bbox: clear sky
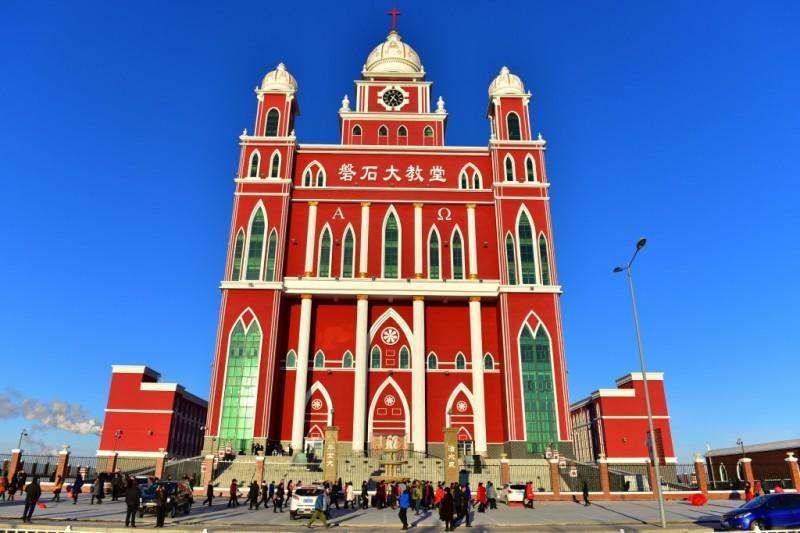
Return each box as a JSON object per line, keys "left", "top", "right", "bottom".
{"left": 1, "top": 1, "right": 798, "bottom": 461}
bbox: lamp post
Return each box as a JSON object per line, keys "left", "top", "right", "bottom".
{"left": 614, "top": 237, "right": 667, "bottom": 529}
{"left": 736, "top": 438, "right": 746, "bottom": 460}
{"left": 17, "top": 429, "right": 28, "bottom": 449}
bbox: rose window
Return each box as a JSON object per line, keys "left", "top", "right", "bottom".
{"left": 311, "top": 399, "right": 323, "bottom": 411}
{"left": 456, "top": 400, "right": 468, "bottom": 413}
{"left": 381, "top": 326, "right": 400, "bottom": 345}
{"left": 384, "top": 394, "right": 396, "bottom": 406}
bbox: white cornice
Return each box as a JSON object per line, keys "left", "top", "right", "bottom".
{"left": 111, "top": 365, "right": 161, "bottom": 380}
{"left": 489, "top": 139, "right": 546, "bottom": 148}
{"left": 240, "top": 135, "right": 296, "bottom": 145}
{"left": 338, "top": 112, "right": 447, "bottom": 121}
{"left": 615, "top": 372, "right": 664, "bottom": 386}
{"left": 297, "top": 144, "right": 488, "bottom": 155}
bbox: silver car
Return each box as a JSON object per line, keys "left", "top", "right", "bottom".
{"left": 499, "top": 483, "right": 526, "bottom": 504}
{"left": 289, "top": 485, "right": 324, "bottom": 519}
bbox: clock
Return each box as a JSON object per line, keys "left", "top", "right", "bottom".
{"left": 382, "top": 89, "right": 405, "bottom": 108}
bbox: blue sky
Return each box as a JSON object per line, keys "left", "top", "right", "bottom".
{"left": 1, "top": 1, "right": 798, "bottom": 461}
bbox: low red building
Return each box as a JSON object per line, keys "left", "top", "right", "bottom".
{"left": 570, "top": 372, "right": 674, "bottom": 464}
{"left": 98, "top": 365, "right": 207, "bottom": 459}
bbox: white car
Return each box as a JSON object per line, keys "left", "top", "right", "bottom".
{"left": 500, "top": 483, "right": 526, "bottom": 503}
{"left": 290, "top": 485, "right": 325, "bottom": 519}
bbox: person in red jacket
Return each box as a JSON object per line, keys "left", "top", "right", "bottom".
{"left": 476, "top": 482, "right": 487, "bottom": 512}
{"left": 228, "top": 479, "right": 240, "bottom": 508}
{"left": 524, "top": 481, "right": 535, "bottom": 509}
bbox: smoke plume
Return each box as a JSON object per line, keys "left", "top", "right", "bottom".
{"left": 0, "top": 390, "right": 103, "bottom": 436}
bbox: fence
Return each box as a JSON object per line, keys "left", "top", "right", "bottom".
{"left": 63, "top": 456, "right": 98, "bottom": 483}
{"left": 755, "top": 463, "right": 795, "bottom": 491}
{"left": 163, "top": 457, "right": 203, "bottom": 482}
{"left": 562, "top": 460, "right": 603, "bottom": 492}
{"left": 660, "top": 463, "right": 699, "bottom": 491}
{"left": 116, "top": 456, "right": 156, "bottom": 476}
{"left": 459, "top": 459, "right": 502, "bottom": 488}
{"left": 508, "top": 463, "right": 551, "bottom": 491}
{"left": 608, "top": 463, "right": 650, "bottom": 492}
{"left": 18, "top": 454, "right": 60, "bottom": 481}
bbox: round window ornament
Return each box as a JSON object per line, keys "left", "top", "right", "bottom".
{"left": 384, "top": 394, "right": 396, "bottom": 407}
{"left": 381, "top": 326, "right": 400, "bottom": 345}
{"left": 311, "top": 399, "right": 323, "bottom": 411}
{"left": 456, "top": 400, "right": 468, "bottom": 413}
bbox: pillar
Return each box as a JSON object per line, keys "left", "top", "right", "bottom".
{"left": 105, "top": 452, "right": 118, "bottom": 474}
{"left": 468, "top": 297, "right": 487, "bottom": 454}
{"left": 7, "top": 449, "right": 22, "bottom": 481}
{"left": 358, "top": 202, "right": 370, "bottom": 277}
{"left": 291, "top": 294, "right": 314, "bottom": 451}
{"left": 500, "top": 453, "right": 510, "bottom": 486}
{"left": 694, "top": 453, "right": 708, "bottom": 494}
{"left": 598, "top": 455, "right": 610, "bottom": 496}
{"left": 741, "top": 457, "right": 755, "bottom": 488}
{"left": 323, "top": 426, "right": 340, "bottom": 483}
{"left": 254, "top": 455, "right": 265, "bottom": 484}
{"left": 411, "top": 296, "right": 426, "bottom": 451}
{"left": 352, "top": 295, "right": 369, "bottom": 452}
{"left": 443, "top": 427, "right": 459, "bottom": 485}
{"left": 549, "top": 458, "right": 561, "bottom": 497}
{"left": 201, "top": 455, "right": 215, "bottom": 488}
{"left": 466, "top": 204, "right": 478, "bottom": 280}
{"left": 646, "top": 459, "right": 657, "bottom": 493}
{"left": 303, "top": 202, "right": 318, "bottom": 276}
{"left": 413, "top": 203, "right": 423, "bottom": 278}
{"left": 155, "top": 448, "right": 167, "bottom": 480}
{"left": 786, "top": 452, "right": 800, "bottom": 491}
{"left": 55, "top": 446, "right": 70, "bottom": 482}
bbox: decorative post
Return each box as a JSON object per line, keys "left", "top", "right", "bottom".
{"left": 549, "top": 458, "right": 561, "bottom": 497}
{"left": 106, "top": 452, "right": 118, "bottom": 474}
{"left": 154, "top": 448, "right": 168, "bottom": 480}
{"left": 254, "top": 455, "right": 265, "bottom": 485}
{"left": 443, "top": 427, "right": 459, "bottom": 485}
{"left": 201, "top": 454, "right": 215, "bottom": 488}
{"left": 500, "top": 453, "right": 510, "bottom": 486}
{"left": 323, "top": 426, "right": 340, "bottom": 483}
{"left": 741, "top": 457, "right": 755, "bottom": 488}
{"left": 7, "top": 449, "right": 22, "bottom": 481}
{"left": 646, "top": 458, "right": 659, "bottom": 494}
{"left": 694, "top": 453, "right": 708, "bottom": 495}
{"left": 55, "top": 446, "right": 70, "bottom": 482}
{"left": 786, "top": 452, "right": 800, "bottom": 491}
{"left": 598, "top": 454, "right": 610, "bottom": 496}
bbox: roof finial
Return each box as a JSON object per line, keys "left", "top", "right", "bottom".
{"left": 388, "top": 7, "right": 400, "bottom": 32}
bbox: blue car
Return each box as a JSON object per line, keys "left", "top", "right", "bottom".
{"left": 720, "top": 493, "right": 800, "bottom": 530}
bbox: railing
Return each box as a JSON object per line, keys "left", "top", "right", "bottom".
{"left": 754, "top": 463, "right": 795, "bottom": 491}
{"left": 607, "top": 463, "right": 650, "bottom": 492}
{"left": 708, "top": 479, "right": 746, "bottom": 491}
{"left": 18, "top": 454, "right": 60, "bottom": 481}
{"left": 116, "top": 456, "right": 156, "bottom": 477}
{"left": 459, "top": 461, "right": 502, "bottom": 489}
{"left": 163, "top": 457, "right": 203, "bottom": 483}
{"left": 660, "top": 463, "right": 699, "bottom": 491}
{"left": 562, "top": 460, "right": 603, "bottom": 492}
{"left": 508, "top": 463, "right": 551, "bottom": 491}
{"left": 63, "top": 455, "right": 98, "bottom": 483}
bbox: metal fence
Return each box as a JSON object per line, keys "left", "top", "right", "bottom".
{"left": 116, "top": 456, "right": 156, "bottom": 476}
{"left": 163, "top": 457, "right": 203, "bottom": 483}
{"left": 660, "top": 463, "right": 699, "bottom": 491}
{"left": 63, "top": 455, "right": 98, "bottom": 483}
{"left": 337, "top": 455, "right": 381, "bottom": 485}
{"left": 562, "top": 460, "right": 602, "bottom": 492}
{"left": 18, "top": 454, "right": 60, "bottom": 481}
{"left": 459, "top": 460, "right": 502, "bottom": 489}
{"left": 754, "top": 463, "right": 795, "bottom": 491}
{"left": 508, "top": 464, "right": 551, "bottom": 491}
{"left": 608, "top": 463, "right": 650, "bottom": 492}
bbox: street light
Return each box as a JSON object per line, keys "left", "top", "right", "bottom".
{"left": 614, "top": 237, "right": 667, "bottom": 529}
{"left": 17, "top": 429, "right": 28, "bottom": 449}
{"left": 736, "top": 438, "right": 746, "bottom": 460}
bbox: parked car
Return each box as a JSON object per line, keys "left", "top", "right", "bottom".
{"left": 499, "top": 483, "right": 526, "bottom": 504}
{"left": 138, "top": 481, "right": 194, "bottom": 518}
{"left": 290, "top": 485, "right": 325, "bottom": 519}
{"left": 720, "top": 493, "right": 800, "bottom": 531}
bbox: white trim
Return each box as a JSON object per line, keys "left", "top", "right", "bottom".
{"left": 243, "top": 201, "right": 267, "bottom": 281}
{"left": 368, "top": 308, "right": 414, "bottom": 346}
{"left": 503, "top": 153, "right": 516, "bottom": 181}
{"left": 264, "top": 107, "right": 281, "bottom": 136}
{"left": 370, "top": 345, "right": 382, "bottom": 369}
{"left": 300, "top": 160, "right": 326, "bottom": 188}
{"left": 457, "top": 162, "right": 483, "bottom": 190}
{"left": 367, "top": 376, "right": 411, "bottom": 439}
{"left": 248, "top": 149, "right": 261, "bottom": 177}
{"left": 104, "top": 408, "right": 174, "bottom": 414}
{"left": 615, "top": 372, "right": 665, "bottom": 385}
{"left": 504, "top": 231, "right": 518, "bottom": 284}
{"left": 96, "top": 450, "right": 168, "bottom": 458}
{"left": 317, "top": 223, "right": 333, "bottom": 277}
{"left": 381, "top": 205, "right": 402, "bottom": 279}
{"left": 506, "top": 111, "right": 522, "bottom": 141}
{"left": 515, "top": 205, "right": 539, "bottom": 285}
{"left": 483, "top": 352, "right": 495, "bottom": 370}
{"left": 454, "top": 352, "right": 467, "bottom": 370}
{"left": 111, "top": 365, "right": 161, "bottom": 379}
{"left": 537, "top": 232, "right": 551, "bottom": 285}
{"left": 427, "top": 352, "right": 439, "bottom": 369}
{"left": 427, "top": 225, "right": 442, "bottom": 280}
{"left": 593, "top": 389, "right": 636, "bottom": 398}
{"left": 516, "top": 313, "right": 560, "bottom": 446}
{"left": 444, "top": 383, "right": 475, "bottom": 428}
{"left": 306, "top": 381, "right": 334, "bottom": 426}
{"left": 313, "top": 350, "right": 326, "bottom": 369}
{"left": 285, "top": 349, "right": 297, "bottom": 369}
{"left": 524, "top": 153, "right": 537, "bottom": 182}
{"left": 231, "top": 228, "right": 246, "bottom": 281}
{"left": 269, "top": 149, "right": 282, "bottom": 178}
{"left": 450, "top": 225, "right": 465, "bottom": 280}
{"left": 341, "top": 224, "right": 356, "bottom": 278}
{"left": 265, "top": 228, "right": 278, "bottom": 281}
{"left": 342, "top": 350, "right": 354, "bottom": 369}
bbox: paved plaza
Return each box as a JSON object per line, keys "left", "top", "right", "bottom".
{"left": 0, "top": 496, "right": 741, "bottom": 532}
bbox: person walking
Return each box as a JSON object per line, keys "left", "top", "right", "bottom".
{"left": 487, "top": 481, "right": 497, "bottom": 510}
{"left": 248, "top": 480, "right": 260, "bottom": 509}
{"left": 228, "top": 479, "right": 239, "bottom": 508}
{"left": 111, "top": 472, "right": 122, "bottom": 502}
{"left": 744, "top": 481, "right": 754, "bottom": 502}
{"left": 52, "top": 475, "right": 64, "bottom": 502}
{"left": 203, "top": 482, "right": 214, "bottom": 506}
{"left": 154, "top": 484, "right": 167, "bottom": 528}
{"left": 524, "top": 481, "right": 535, "bottom": 509}
{"left": 273, "top": 482, "right": 284, "bottom": 512}
{"left": 91, "top": 474, "right": 104, "bottom": 504}
{"left": 7, "top": 473, "right": 18, "bottom": 502}
{"left": 440, "top": 486, "right": 454, "bottom": 532}
{"left": 71, "top": 472, "right": 84, "bottom": 504}
{"left": 21, "top": 476, "right": 41, "bottom": 523}
{"left": 307, "top": 490, "right": 331, "bottom": 528}
{"left": 413, "top": 481, "right": 423, "bottom": 515}
{"left": 124, "top": 477, "right": 140, "bottom": 528}
{"left": 0, "top": 473, "right": 7, "bottom": 501}
{"left": 266, "top": 480, "right": 275, "bottom": 509}
{"left": 398, "top": 486, "right": 410, "bottom": 530}
{"left": 582, "top": 481, "right": 590, "bottom": 507}
{"left": 476, "top": 482, "right": 487, "bottom": 513}
{"left": 360, "top": 481, "right": 369, "bottom": 509}
{"left": 16, "top": 470, "right": 27, "bottom": 497}
{"left": 345, "top": 481, "right": 355, "bottom": 509}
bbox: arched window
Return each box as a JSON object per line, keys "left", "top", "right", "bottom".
{"left": 265, "top": 229, "right": 278, "bottom": 281}
{"left": 484, "top": 353, "right": 495, "bottom": 370}
{"left": 397, "top": 126, "right": 407, "bottom": 145}
{"left": 270, "top": 151, "right": 281, "bottom": 178}
{"left": 316, "top": 169, "right": 325, "bottom": 187}
{"left": 427, "top": 353, "right": 438, "bottom": 369}
{"left": 220, "top": 320, "right": 261, "bottom": 453}
{"left": 248, "top": 151, "right": 260, "bottom": 177}
{"left": 378, "top": 125, "right": 388, "bottom": 143}
{"left": 428, "top": 229, "right": 440, "bottom": 279}
{"left": 538, "top": 234, "right": 551, "bottom": 285}
{"left": 286, "top": 350, "right": 297, "bottom": 369}
{"left": 342, "top": 227, "right": 355, "bottom": 278}
{"left": 313, "top": 351, "right": 325, "bottom": 368}
{"left": 371, "top": 346, "right": 381, "bottom": 369}
{"left": 507, "top": 112, "right": 521, "bottom": 140}
{"left": 352, "top": 125, "right": 362, "bottom": 136}
{"left": 318, "top": 226, "right": 332, "bottom": 277}
{"left": 303, "top": 170, "right": 312, "bottom": 187}
{"left": 424, "top": 126, "right": 434, "bottom": 137}
{"left": 245, "top": 208, "right": 266, "bottom": 280}
{"left": 460, "top": 172, "right": 468, "bottom": 189}
{"left": 504, "top": 155, "right": 515, "bottom": 181}
{"left": 399, "top": 346, "right": 409, "bottom": 369}
{"left": 505, "top": 234, "right": 517, "bottom": 285}
{"left": 518, "top": 212, "right": 537, "bottom": 284}
{"left": 451, "top": 229, "right": 464, "bottom": 280}
{"left": 719, "top": 464, "right": 728, "bottom": 481}
{"left": 342, "top": 351, "right": 353, "bottom": 369}
{"left": 231, "top": 230, "right": 245, "bottom": 281}
{"left": 265, "top": 109, "right": 280, "bottom": 136}
{"left": 519, "top": 324, "right": 557, "bottom": 454}
{"left": 525, "top": 155, "right": 537, "bottom": 182}
{"left": 473, "top": 171, "right": 481, "bottom": 189}
{"left": 455, "top": 353, "right": 466, "bottom": 370}
{"left": 383, "top": 210, "right": 400, "bottom": 278}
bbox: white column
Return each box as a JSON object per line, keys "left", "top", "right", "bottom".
{"left": 352, "top": 295, "right": 369, "bottom": 452}
{"left": 303, "top": 202, "right": 318, "bottom": 276}
{"left": 411, "top": 296, "right": 426, "bottom": 451}
{"left": 414, "top": 203, "right": 423, "bottom": 278}
{"left": 466, "top": 204, "right": 478, "bottom": 280}
{"left": 468, "top": 297, "right": 488, "bottom": 454}
{"left": 291, "top": 295, "right": 313, "bottom": 451}
{"left": 358, "top": 202, "right": 370, "bottom": 277}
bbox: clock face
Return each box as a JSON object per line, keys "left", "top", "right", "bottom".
{"left": 382, "top": 89, "right": 405, "bottom": 108}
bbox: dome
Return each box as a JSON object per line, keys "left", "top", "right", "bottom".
{"left": 261, "top": 63, "right": 298, "bottom": 92}
{"left": 488, "top": 66, "right": 526, "bottom": 97}
{"left": 364, "top": 31, "right": 423, "bottom": 74}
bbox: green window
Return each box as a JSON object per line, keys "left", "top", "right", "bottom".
{"left": 378, "top": 125, "right": 388, "bottom": 137}
{"left": 526, "top": 156, "right": 536, "bottom": 182}
{"left": 270, "top": 152, "right": 280, "bottom": 177}
{"left": 539, "top": 234, "right": 551, "bottom": 285}
{"left": 505, "top": 156, "right": 514, "bottom": 181}
{"left": 231, "top": 230, "right": 245, "bottom": 281}
{"left": 428, "top": 231, "right": 440, "bottom": 279}
{"left": 313, "top": 351, "right": 325, "bottom": 368}
{"left": 342, "top": 351, "right": 353, "bottom": 368}
{"left": 460, "top": 172, "right": 468, "bottom": 189}
{"left": 424, "top": 126, "right": 433, "bottom": 137}
{"left": 455, "top": 353, "right": 466, "bottom": 370}
{"left": 399, "top": 347, "right": 409, "bottom": 369}
{"left": 303, "top": 171, "right": 312, "bottom": 187}
{"left": 384, "top": 212, "right": 399, "bottom": 278}
{"left": 518, "top": 213, "right": 537, "bottom": 284}
{"left": 398, "top": 126, "right": 407, "bottom": 137}
{"left": 484, "top": 354, "right": 494, "bottom": 370}
{"left": 352, "top": 125, "right": 362, "bottom": 136}
{"left": 265, "top": 230, "right": 278, "bottom": 281}
{"left": 265, "top": 109, "right": 279, "bottom": 136}
{"left": 318, "top": 227, "right": 332, "bottom": 277}
{"left": 371, "top": 346, "right": 381, "bottom": 369}
{"left": 519, "top": 325, "right": 558, "bottom": 455}
{"left": 473, "top": 172, "right": 481, "bottom": 189}
{"left": 245, "top": 209, "right": 265, "bottom": 280}
{"left": 427, "top": 353, "right": 438, "bottom": 369}
{"left": 316, "top": 169, "right": 324, "bottom": 187}
{"left": 342, "top": 229, "right": 354, "bottom": 278}
{"left": 507, "top": 112, "right": 521, "bottom": 140}
{"left": 219, "top": 320, "right": 262, "bottom": 454}
{"left": 505, "top": 234, "right": 517, "bottom": 285}
{"left": 249, "top": 152, "right": 260, "bottom": 177}
{"left": 452, "top": 230, "right": 464, "bottom": 280}
{"left": 286, "top": 350, "right": 296, "bottom": 368}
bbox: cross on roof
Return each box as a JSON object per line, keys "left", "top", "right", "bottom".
{"left": 388, "top": 7, "right": 400, "bottom": 32}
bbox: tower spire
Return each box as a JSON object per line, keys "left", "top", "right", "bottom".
{"left": 388, "top": 7, "right": 400, "bottom": 32}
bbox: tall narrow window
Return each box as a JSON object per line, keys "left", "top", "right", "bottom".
{"left": 427, "top": 353, "right": 438, "bottom": 369}
{"left": 265, "top": 230, "right": 278, "bottom": 281}
{"left": 424, "top": 126, "right": 433, "bottom": 137}
{"left": 371, "top": 346, "right": 381, "bottom": 369}
{"left": 249, "top": 152, "right": 260, "bottom": 177}
{"left": 539, "top": 234, "right": 551, "bottom": 285}
{"left": 505, "top": 234, "right": 517, "bottom": 285}
{"left": 342, "top": 228, "right": 355, "bottom": 278}
{"left": 286, "top": 350, "right": 297, "bottom": 368}
{"left": 270, "top": 151, "right": 281, "bottom": 178}
{"left": 318, "top": 227, "right": 332, "bottom": 277}
{"left": 519, "top": 325, "right": 558, "bottom": 455}
{"left": 313, "top": 351, "right": 325, "bottom": 368}
{"left": 303, "top": 170, "right": 312, "bottom": 187}
{"left": 518, "top": 212, "right": 537, "bottom": 284}
{"left": 231, "top": 230, "right": 245, "bottom": 281}
{"left": 265, "top": 109, "right": 279, "bottom": 136}
{"left": 398, "top": 126, "right": 407, "bottom": 145}
{"left": 316, "top": 169, "right": 325, "bottom": 187}
{"left": 352, "top": 125, "right": 362, "bottom": 144}
{"left": 455, "top": 353, "right": 466, "bottom": 369}
{"left": 460, "top": 172, "right": 468, "bottom": 189}
{"left": 399, "top": 347, "right": 409, "bottom": 369}
{"left": 507, "top": 112, "right": 521, "bottom": 140}
{"left": 383, "top": 211, "right": 399, "bottom": 278}
{"left": 219, "top": 320, "right": 261, "bottom": 454}
{"left": 428, "top": 230, "right": 440, "bottom": 279}
{"left": 378, "top": 125, "right": 388, "bottom": 144}
{"left": 473, "top": 171, "right": 481, "bottom": 189}
{"left": 505, "top": 155, "right": 515, "bottom": 181}
{"left": 484, "top": 354, "right": 495, "bottom": 370}
{"left": 246, "top": 208, "right": 266, "bottom": 280}
{"left": 526, "top": 156, "right": 536, "bottom": 182}
{"left": 452, "top": 230, "right": 464, "bottom": 280}
{"left": 342, "top": 351, "right": 353, "bottom": 369}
